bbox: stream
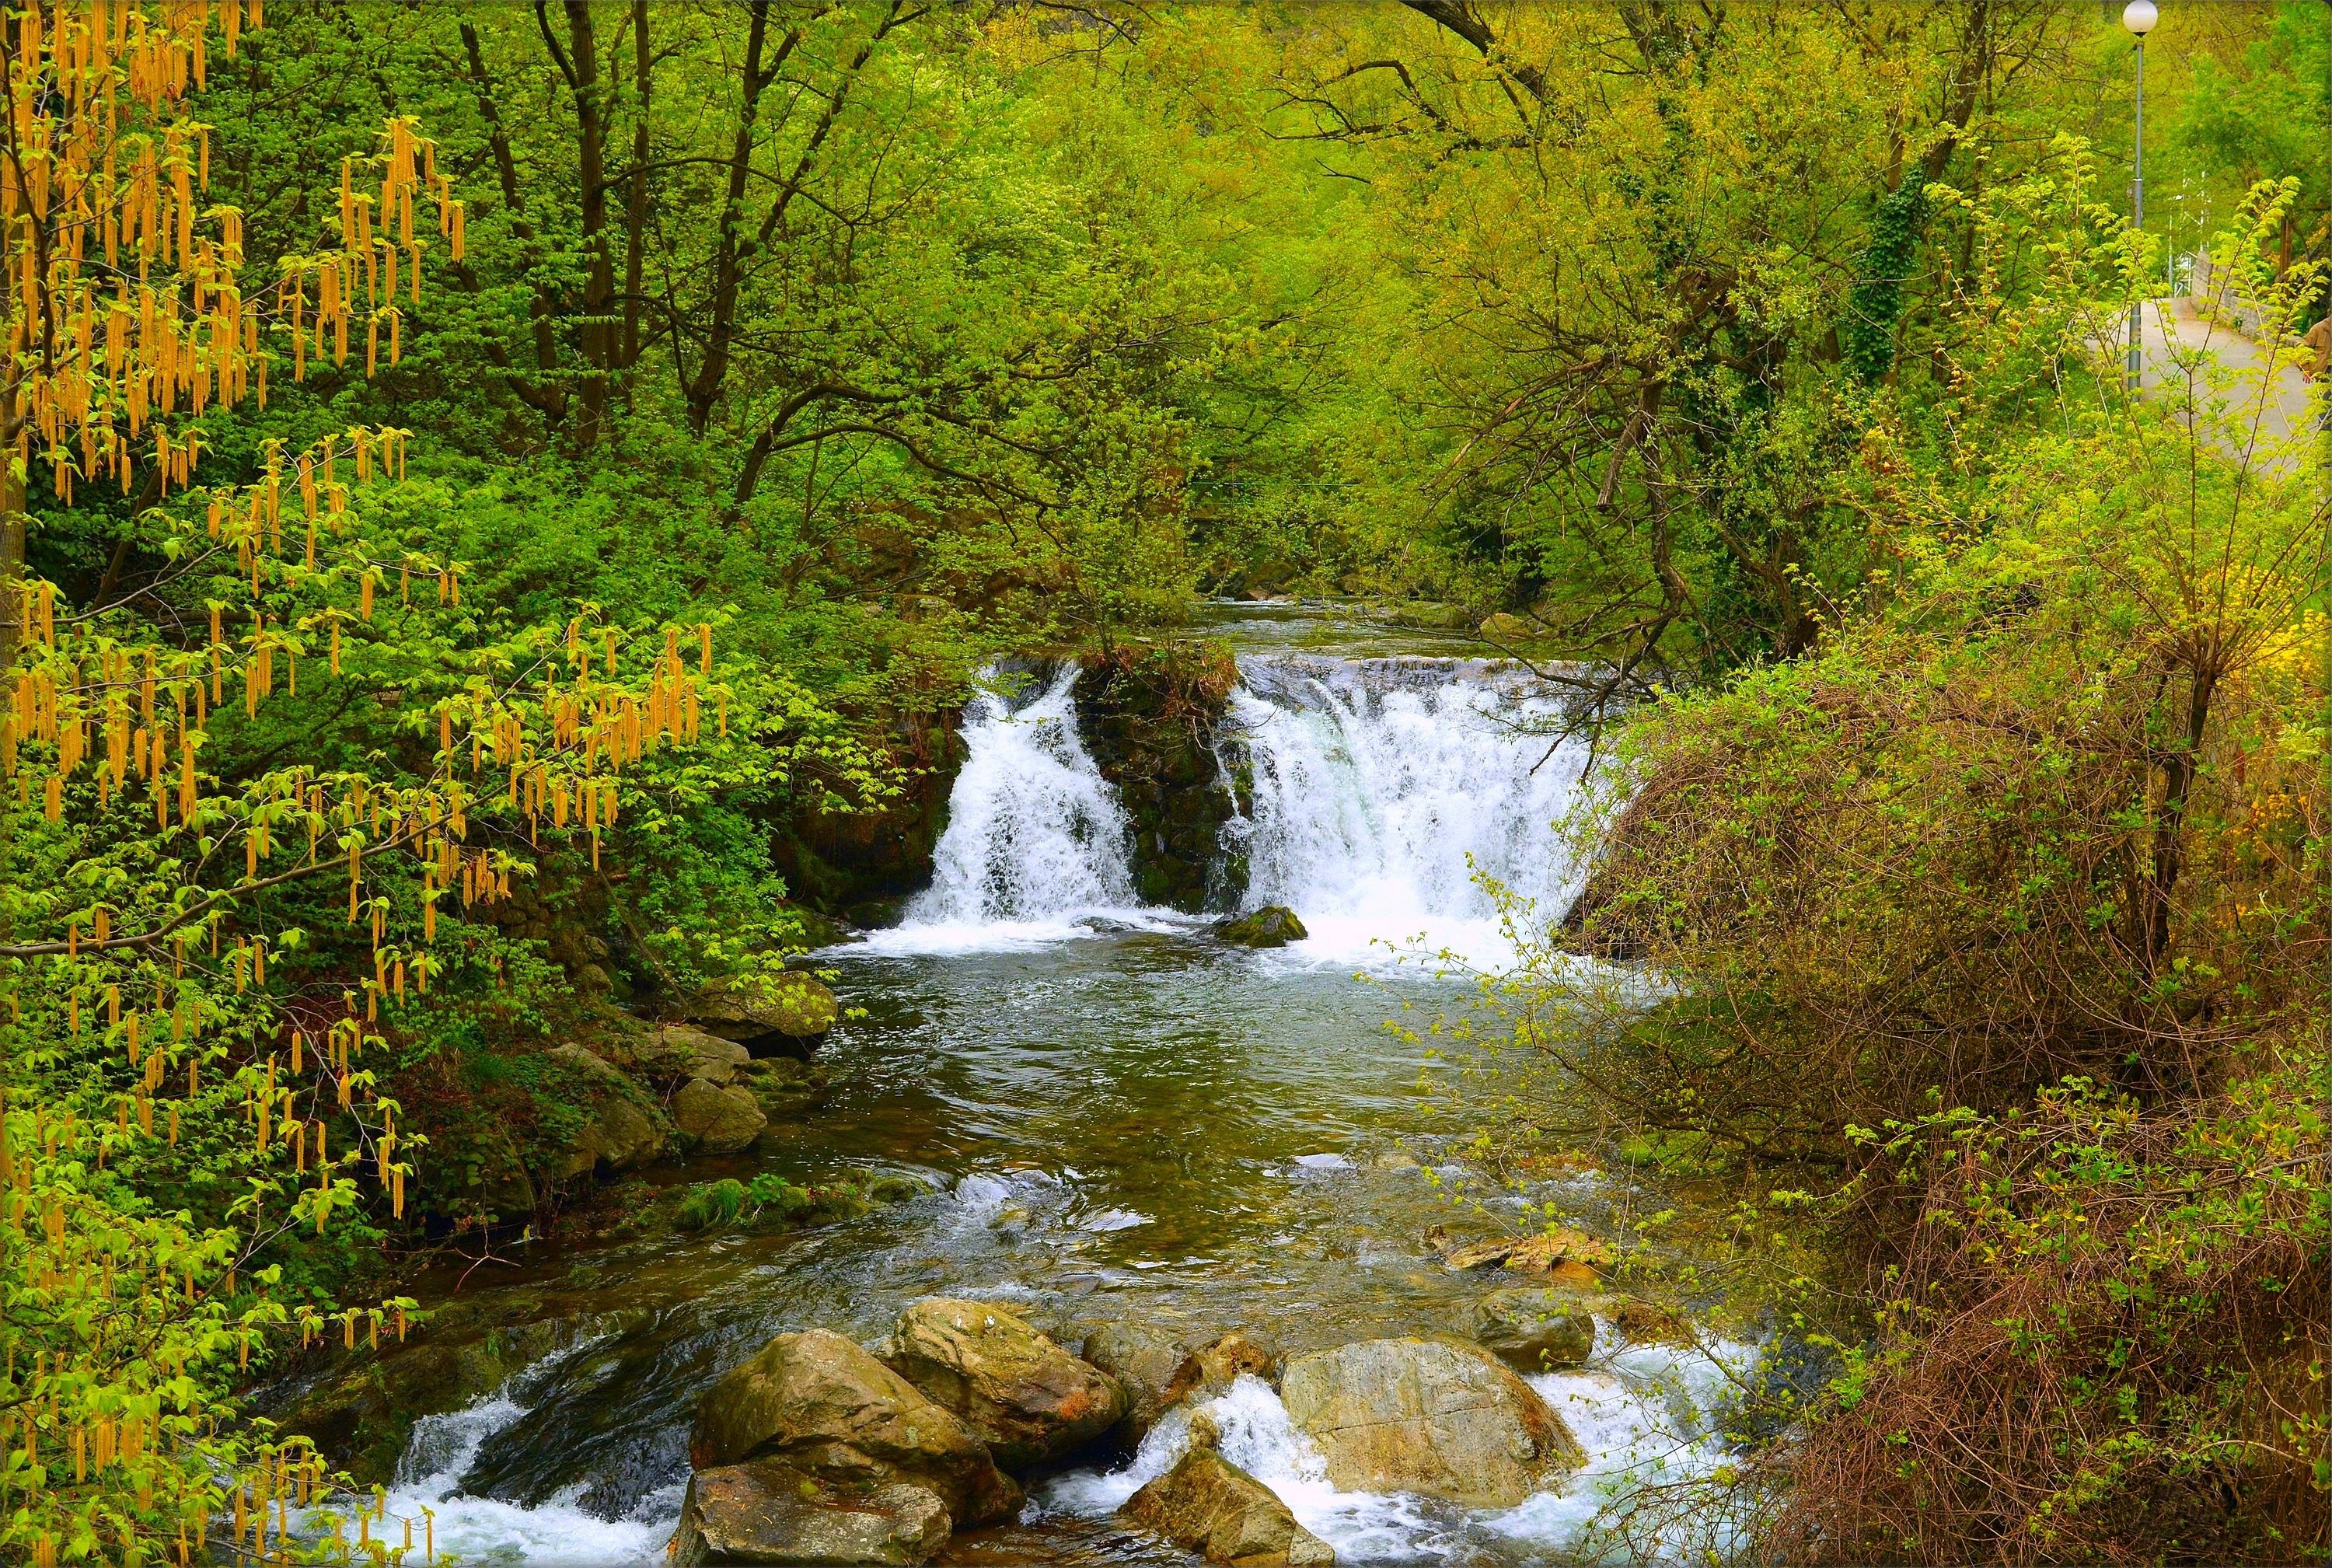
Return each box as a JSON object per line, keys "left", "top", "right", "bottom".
{"left": 364, "top": 606, "right": 1756, "bottom": 1566}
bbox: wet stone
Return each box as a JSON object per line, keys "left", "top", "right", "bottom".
{"left": 1162, "top": 1332, "right": 1281, "bottom": 1406}
{"left": 1210, "top": 906, "right": 1308, "bottom": 948}
{"left": 671, "top": 1459, "right": 950, "bottom": 1566}
{"left": 692, "top": 1328, "right": 1021, "bottom": 1528}
{"left": 877, "top": 1297, "right": 1128, "bottom": 1473}
{"left": 1119, "top": 1447, "right": 1335, "bottom": 1567}
{"left": 1080, "top": 1322, "right": 1189, "bottom": 1440}
{"left": 672, "top": 1078, "right": 767, "bottom": 1154}
{"left": 1279, "top": 1336, "right": 1585, "bottom": 1508}
{"left": 689, "top": 971, "right": 840, "bottom": 1059}
{"left": 1469, "top": 1289, "right": 1595, "bottom": 1372}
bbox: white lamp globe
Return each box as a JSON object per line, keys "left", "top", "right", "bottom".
{"left": 2123, "top": 1, "right": 2158, "bottom": 37}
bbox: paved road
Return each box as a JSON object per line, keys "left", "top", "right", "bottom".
{"left": 2136, "top": 297, "right": 2320, "bottom": 466}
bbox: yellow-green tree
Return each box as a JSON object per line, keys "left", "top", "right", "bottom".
{"left": 0, "top": 4, "right": 716, "bottom": 1562}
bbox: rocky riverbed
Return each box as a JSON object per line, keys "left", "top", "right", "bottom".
{"left": 675, "top": 1269, "right": 1726, "bottom": 1566}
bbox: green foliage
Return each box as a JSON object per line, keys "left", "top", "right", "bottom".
{"left": 1843, "top": 172, "right": 1930, "bottom": 385}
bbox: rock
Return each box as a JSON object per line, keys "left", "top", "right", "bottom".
{"left": 1478, "top": 612, "right": 1545, "bottom": 645}
{"left": 692, "top": 1329, "right": 1021, "bottom": 1527}
{"left": 1470, "top": 1290, "right": 1595, "bottom": 1372}
{"left": 1611, "top": 1297, "right": 1691, "bottom": 1346}
{"left": 634, "top": 1025, "right": 753, "bottom": 1087}
{"left": 1503, "top": 1228, "right": 1615, "bottom": 1275}
{"left": 690, "top": 970, "right": 842, "bottom": 1059}
{"left": 1438, "top": 1235, "right": 1519, "bottom": 1271}
{"left": 544, "top": 1043, "right": 669, "bottom": 1178}
{"left": 1386, "top": 600, "right": 1472, "bottom": 631}
{"left": 1080, "top": 1322, "right": 1189, "bottom": 1439}
{"left": 1279, "top": 1336, "right": 1585, "bottom": 1507}
{"left": 1119, "top": 1448, "right": 1335, "bottom": 1568}
{"left": 559, "top": 1095, "right": 664, "bottom": 1179}
{"left": 1211, "top": 906, "right": 1307, "bottom": 949}
{"left": 1163, "top": 1332, "right": 1280, "bottom": 1406}
{"left": 273, "top": 1301, "right": 651, "bottom": 1485}
{"left": 671, "top": 1460, "right": 949, "bottom": 1566}
{"left": 1541, "top": 1260, "right": 1603, "bottom": 1290}
{"left": 673, "top": 1078, "right": 770, "bottom": 1154}
{"left": 777, "top": 724, "right": 965, "bottom": 923}
{"left": 773, "top": 902, "right": 857, "bottom": 951}
{"left": 877, "top": 1298, "right": 1127, "bottom": 1472}
{"left": 1437, "top": 1226, "right": 1612, "bottom": 1276}
{"left": 1076, "top": 644, "right": 1243, "bottom": 913}
{"left": 477, "top": 1142, "right": 538, "bottom": 1216}
{"left": 845, "top": 899, "right": 906, "bottom": 930}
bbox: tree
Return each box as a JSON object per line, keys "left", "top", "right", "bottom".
{"left": 0, "top": 4, "right": 720, "bottom": 1560}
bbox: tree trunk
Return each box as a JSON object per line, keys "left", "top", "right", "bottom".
{"left": 562, "top": 0, "right": 613, "bottom": 445}
{"left": 621, "top": 0, "right": 651, "bottom": 379}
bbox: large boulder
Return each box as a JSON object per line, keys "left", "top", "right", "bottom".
{"left": 689, "top": 971, "right": 840, "bottom": 1059}
{"left": 634, "top": 1025, "right": 753, "bottom": 1087}
{"left": 670, "top": 1460, "right": 949, "bottom": 1566}
{"left": 1119, "top": 1448, "right": 1334, "bottom": 1567}
{"left": 1279, "top": 1336, "right": 1585, "bottom": 1507}
{"left": 877, "top": 1298, "right": 1126, "bottom": 1472}
{"left": 1080, "top": 1322, "right": 1189, "bottom": 1440}
{"left": 673, "top": 1078, "right": 769, "bottom": 1154}
{"left": 544, "top": 1044, "right": 668, "bottom": 1179}
{"left": 1469, "top": 1290, "right": 1595, "bottom": 1373}
{"left": 1212, "top": 906, "right": 1307, "bottom": 949}
{"left": 692, "top": 1329, "right": 1021, "bottom": 1527}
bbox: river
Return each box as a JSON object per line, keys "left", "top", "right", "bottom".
{"left": 361, "top": 606, "right": 1754, "bottom": 1566}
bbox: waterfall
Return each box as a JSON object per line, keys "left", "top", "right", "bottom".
{"left": 894, "top": 665, "right": 1143, "bottom": 938}
{"left": 1222, "top": 656, "right": 1587, "bottom": 960}
{"left": 878, "top": 652, "right": 1585, "bottom": 962}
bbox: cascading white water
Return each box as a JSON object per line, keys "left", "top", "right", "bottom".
{"left": 1223, "top": 656, "right": 1587, "bottom": 962}
{"left": 871, "top": 652, "right": 1587, "bottom": 961}
{"left": 874, "top": 665, "right": 1157, "bottom": 951}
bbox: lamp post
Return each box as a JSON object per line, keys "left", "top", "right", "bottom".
{"left": 2124, "top": 0, "right": 2157, "bottom": 392}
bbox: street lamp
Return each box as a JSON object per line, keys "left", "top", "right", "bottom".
{"left": 2124, "top": 0, "right": 2157, "bottom": 391}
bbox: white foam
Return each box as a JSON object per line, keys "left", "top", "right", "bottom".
{"left": 895, "top": 665, "right": 1141, "bottom": 937}
{"left": 1223, "top": 663, "right": 1587, "bottom": 970}
{"left": 854, "top": 906, "right": 1192, "bottom": 956}
{"left": 306, "top": 1355, "right": 682, "bottom": 1567}
{"left": 1492, "top": 1338, "right": 1760, "bottom": 1556}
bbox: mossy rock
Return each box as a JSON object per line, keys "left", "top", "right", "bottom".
{"left": 1212, "top": 906, "right": 1308, "bottom": 948}
{"left": 689, "top": 971, "right": 841, "bottom": 1059}
{"left": 739, "top": 1055, "right": 830, "bottom": 1119}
